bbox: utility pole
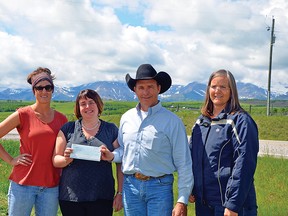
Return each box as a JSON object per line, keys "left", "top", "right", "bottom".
{"left": 267, "top": 17, "right": 275, "bottom": 116}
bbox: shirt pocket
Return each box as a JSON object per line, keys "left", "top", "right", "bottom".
{"left": 141, "top": 129, "right": 169, "bottom": 153}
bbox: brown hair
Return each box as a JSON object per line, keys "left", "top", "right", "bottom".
{"left": 27, "top": 67, "right": 55, "bottom": 85}
{"left": 74, "top": 89, "right": 104, "bottom": 119}
{"left": 201, "top": 69, "right": 243, "bottom": 117}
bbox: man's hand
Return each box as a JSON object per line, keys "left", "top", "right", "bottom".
{"left": 172, "top": 202, "right": 187, "bottom": 216}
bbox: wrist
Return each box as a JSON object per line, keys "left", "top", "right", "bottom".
{"left": 116, "top": 191, "right": 122, "bottom": 196}
{"left": 109, "top": 154, "right": 115, "bottom": 162}
{"left": 177, "top": 202, "right": 187, "bottom": 206}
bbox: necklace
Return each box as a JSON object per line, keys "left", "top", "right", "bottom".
{"left": 82, "top": 120, "right": 100, "bottom": 131}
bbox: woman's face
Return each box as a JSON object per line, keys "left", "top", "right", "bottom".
{"left": 209, "top": 76, "right": 231, "bottom": 109}
{"left": 79, "top": 97, "right": 99, "bottom": 119}
{"left": 33, "top": 80, "right": 53, "bottom": 104}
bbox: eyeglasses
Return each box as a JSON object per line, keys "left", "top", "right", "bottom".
{"left": 34, "top": 85, "right": 53, "bottom": 92}
{"left": 209, "top": 85, "right": 230, "bottom": 91}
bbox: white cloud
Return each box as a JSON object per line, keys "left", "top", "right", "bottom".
{"left": 0, "top": 0, "right": 287, "bottom": 94}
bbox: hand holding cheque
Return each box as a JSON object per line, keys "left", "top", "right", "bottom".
{"left": 65, "top": 143, "right": 112, "bottom": 162}
{"left": 67, "top": 137, "right": 108, "bottom": 162}
{"left": 70, "top": 144, "right": 102, "bottom": 162}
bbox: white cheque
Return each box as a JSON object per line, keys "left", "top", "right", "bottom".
{"left": 70, "top": 143, "right": 101, "bottom": 162}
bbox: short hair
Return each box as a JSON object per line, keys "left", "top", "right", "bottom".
{"left": 201, "top": 69, "right": 243, "bottom": 117}
{"left": 74, "top": 89, "right": 104, "bottom": 119}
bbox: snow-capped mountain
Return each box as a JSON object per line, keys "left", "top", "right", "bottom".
{"left": 0, "top": 81, "right": 287, "bottom": 101}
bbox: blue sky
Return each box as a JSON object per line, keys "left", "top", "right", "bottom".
{"left": 0, "top": 0, "right": 287, "bottom": 93}
{"left": 115, "top": 6, "right": 171, "bottom": 31}
{"left": 115, "top": 7, "right": 144, "bottom": 26}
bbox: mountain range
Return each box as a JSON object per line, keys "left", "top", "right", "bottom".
{"left": 0, "top": 81, "right": 287, "bottom": 101}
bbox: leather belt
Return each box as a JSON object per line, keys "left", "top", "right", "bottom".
{"left": 134, "top": 172, "right": 166, "bottom": 181}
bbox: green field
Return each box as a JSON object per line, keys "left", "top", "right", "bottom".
{"left": 0, "top": 100, "right": 287, "bottom": 215}
{"left": 0, "top": 141, "right": 287, "bottom": 215}
{"left": 0, "top": 99, "right": 287, "bottom": 140}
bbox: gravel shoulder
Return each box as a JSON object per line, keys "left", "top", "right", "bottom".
{"left": 258, "top": 140, "right": 288, "bottom": 159}
{"left": 2, "top": 129, "right": 288, "bottom": 159}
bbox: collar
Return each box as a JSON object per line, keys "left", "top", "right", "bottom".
{"left": 136, "top": 101, "right": 162, "bottom": 116}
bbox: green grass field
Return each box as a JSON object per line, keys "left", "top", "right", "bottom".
{"left": 0, "top": 140, "right": 287, "bottom": 215}
{"left": 0, "top": 100, "right": 287, "bottom": 215}
{"left": 0, "top": 100, "right": 287, "bottom": 141}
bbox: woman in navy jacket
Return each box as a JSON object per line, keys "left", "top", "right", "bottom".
{"left": 189, "top": 69, "right": 259, "bottom": 216}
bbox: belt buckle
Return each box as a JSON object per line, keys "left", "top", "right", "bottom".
{"left": 134, "top": 172, "right": 150, "bottom": 181}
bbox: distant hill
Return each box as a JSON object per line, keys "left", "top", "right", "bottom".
{"left": 0, "top": 81, "right": 287, "bottom": 101}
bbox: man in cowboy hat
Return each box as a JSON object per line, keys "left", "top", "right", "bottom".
{"left": 101, "top": 64, "right": 193, "bottom": 216}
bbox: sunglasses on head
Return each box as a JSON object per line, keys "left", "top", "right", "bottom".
{"left": 34, "top": 85, "right": 53, "bottom": 92}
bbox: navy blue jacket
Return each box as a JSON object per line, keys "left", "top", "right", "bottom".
{"left": 189, "top": 110, "right": 259, "bottom": 213}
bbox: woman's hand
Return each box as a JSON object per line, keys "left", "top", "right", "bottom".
{"left": 189, "top": 194, "right": 196, "bottom": 203}
{"left": 100, "top": 145, "right": 114, "bottom": 161}
{"left": 12, "top": 153, "right": 32, "bottom": 166}
{"left": 224, "top": 208, "right": 238, "bottom": 216}
{"left": 113, "top": 192, "right": 123, "bottom": 212}
{"left": 63, "top": 147, "right": 73, "bottom": 164}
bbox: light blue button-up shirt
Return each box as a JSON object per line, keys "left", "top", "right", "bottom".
{"left": 113, "top": 102, "right": 193, "bottom": 204}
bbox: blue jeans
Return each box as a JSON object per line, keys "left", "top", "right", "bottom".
{"left": 123, "top": 174, "right": 174, "bottom": 216}
{"left": 7, "top": 181, "right": 59, "bottom": 216}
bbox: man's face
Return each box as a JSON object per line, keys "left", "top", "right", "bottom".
{"left": 134, "top": 79, "right": 161, "bottom": 111}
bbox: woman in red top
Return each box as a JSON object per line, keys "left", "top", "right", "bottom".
{"left": 0, "top": 67, "right": 67, "bottom": 216}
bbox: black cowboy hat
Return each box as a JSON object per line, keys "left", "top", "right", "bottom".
{"left": 125, "top": 64, "right": 172, "bottom": 94}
